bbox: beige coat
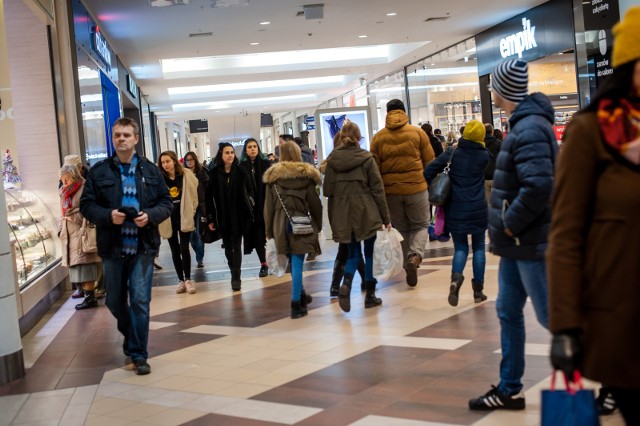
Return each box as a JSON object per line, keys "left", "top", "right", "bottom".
{"left": 58, "top": 181, "right": 100, "bottom": 267}
{"left": 159, "top": 168, "right": 199, "bottom": 238}
{"left": 370, "top": 109, "right": 435, "bottom": 195}
{"left": 547, "top": 112, "right": 640, "bottom": 388}
{"left": 263, "top": 161, "right": 323, "bottom": 255}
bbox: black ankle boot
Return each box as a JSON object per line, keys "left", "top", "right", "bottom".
{"left": 448, "top": 273, "right": 465, "bottom": 307}
{"left": 364, "top": 280, "right": 382, "bottom": 308}
{"left": 300, "top": 289, "right": 313, "bottom": 309}
{"left": 290, "top": 300, "right": 308, "bottom": 319}
{"left": 357, "top": 259, "right": 366, "bottom": 292}
{"left": 472, "top": 279, "right": 487, "bottom": 303}
{"left": 338, "top": 274, "right": 353, "bottom": 312}
{"left": 330, "top": 259, "right": 345, "bottom": 297}
{"left": 231, "top": 268, "right": 242, "bottom": 291}
{"left": 75, "top": 290, "right": 98, "bottom": 310}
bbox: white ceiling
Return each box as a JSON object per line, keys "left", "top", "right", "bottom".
{"left": 81, "top": 0, "right": 549, "bottom": 120}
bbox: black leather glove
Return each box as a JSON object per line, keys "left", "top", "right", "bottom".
{"left": 550, "top": 331, "right": 582, "bottom": 381}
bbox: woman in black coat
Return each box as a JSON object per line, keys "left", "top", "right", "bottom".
{"left": 205, "top": 142, "right": 254, "bottom": 291}
{"left": 239, "top": 138, "right": 271, "bottom": 277}
{"left": 183, "top": 151, "right": 209, "bottom": 268}
{"left": 421, "top": 123, "right": 444, "bottom": 158}
{"left": 424, "top": 120, "right": 489, "bottom": 307}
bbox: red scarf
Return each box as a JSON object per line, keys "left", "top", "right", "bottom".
{"left": 60, "top": 180, "right": 82, "bottom": 216}
{"left": 597, "top": 98, "right": 640, "bottom": 154}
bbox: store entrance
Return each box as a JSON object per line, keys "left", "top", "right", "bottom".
{"left": 492, "top": 51, "right": 578, "bottom": 142}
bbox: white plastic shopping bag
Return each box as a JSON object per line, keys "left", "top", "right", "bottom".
{"left": 266, "top": 238, "right": 289, "bottom": 277}
{"left": 372, "top": 227, "right": 404, "bottom": 281}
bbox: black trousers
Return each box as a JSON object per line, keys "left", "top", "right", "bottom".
{"left": 223, "top": 234, "right": 243, "bottom": 270}
{"left": 168, "top": 228, "right": 192, "bottom": 281}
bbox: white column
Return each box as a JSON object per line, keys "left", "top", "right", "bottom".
{"left": 0, "top": 188, "right": 25, "bottom": 384}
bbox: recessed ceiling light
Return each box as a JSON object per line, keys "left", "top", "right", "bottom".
{"left": 386, "top": 12, "right": 397, "bottom": 16}
{"left": 259, "top": 21, "right": 271, "bottom": 25}
{"left": 358, "top": 35, "right": 367, "bottom": 38}
{"left": 250, "top": 42, "right": 260, "bottom": 45}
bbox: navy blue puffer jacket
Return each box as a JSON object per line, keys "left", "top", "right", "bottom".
{"left": 424, "top": 139, "right": 489, "bottom": 234}
{"left": 488, "top": 93, "right": 558, "bottom": 260}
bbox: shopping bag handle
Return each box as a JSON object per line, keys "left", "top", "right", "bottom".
{"left": 550, "top": 370, "right": 584, "bottom": 394}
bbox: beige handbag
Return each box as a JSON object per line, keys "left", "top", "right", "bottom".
{"left": 80, "top": 218, "right": 98, "bottom": 253}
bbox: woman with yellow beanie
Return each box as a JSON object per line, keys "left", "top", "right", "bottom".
{"left": 424, "top": 119, "right": 490, "bottom": 307}
{"left": 547, "top": 6, "right": 640, "bottom": 425}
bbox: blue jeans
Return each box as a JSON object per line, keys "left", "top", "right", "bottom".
{"left": 496, "top": 258, "right": 549, "bottom": 395}
{"left": 344, "top": 234, "right": 375, "bottom": 282}
{"left": 190, "top": 212, "right": 205, "bottom": 264}
{"left": 290, "top": 253, "right": 305, "bottom": 301}
{"left": 451, "top": 231, "right": 486, "bottom": 283}
{"left": 102, "top": 254, "right": 154, "bottom": 362}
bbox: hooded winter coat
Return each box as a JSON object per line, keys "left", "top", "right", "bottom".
{"left": 263, "top": 162, "right": 322, "bottom": 256}
{"left": 488, "top": 93, "right": 558, "bottom": 260}
{"left": 323, "top": 145, "right": 390, "bottom": 243}
{"left": 58, "top": 181, "right": 100, "bottom": 267}
{"left": 158, "top": 168, "right": 199, "bottom": 238}
{"left": 370, "top": 110, "right": 435, "bottom": 195}
{"left": 424, "top": 139, "right": 489, "bottom": 234}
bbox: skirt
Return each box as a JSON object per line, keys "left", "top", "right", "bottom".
{"left": 69, "top": 263, "right": 98, "bottom": 283}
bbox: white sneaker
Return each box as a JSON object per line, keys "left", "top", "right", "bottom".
{"left": 176, "top": 281, "right": 186, "bottom": 294}
{"left": 185, "top": 280, "right": 196, "bottom": 294}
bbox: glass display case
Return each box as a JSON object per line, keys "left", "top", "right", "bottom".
{"left": 5, "top": 188, "right": 60, "bottom": 290}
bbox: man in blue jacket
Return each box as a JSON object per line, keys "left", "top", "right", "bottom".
{"left": 80, "top": 117, "right": 172, "bottom": 375}
{"left": 468, "top": 59, "right": 557, "bottom": 410}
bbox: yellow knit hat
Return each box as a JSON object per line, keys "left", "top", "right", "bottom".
{"left": 612, "top": 6, "right": 640, "bottom": 68}
{"left": 463, "top": 120, "right": 485, "bottom": 144}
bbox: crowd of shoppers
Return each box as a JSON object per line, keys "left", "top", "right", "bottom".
{"left": 59, "top": 13, "right": 640, "bottom": 425}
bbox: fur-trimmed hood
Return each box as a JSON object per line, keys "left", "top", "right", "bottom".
{"left": 263, "top": 161, "right": 321, "bottom": 185}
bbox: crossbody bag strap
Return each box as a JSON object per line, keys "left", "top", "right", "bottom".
{"left": 273, "top": 185, "right": 294, "bottom": 222}
{"left": 442, "top": 147, "right": 458, "bottom": 174}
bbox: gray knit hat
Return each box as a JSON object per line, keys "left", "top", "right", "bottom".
{"left": 490, "top": 59, "right": 529, "bottom": 103}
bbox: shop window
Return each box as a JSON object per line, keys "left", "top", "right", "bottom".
{"left": 406, "top": 39, "right": 480, "bottom": 138}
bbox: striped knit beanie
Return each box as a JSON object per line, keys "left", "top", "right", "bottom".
{"left": 490, "top": 59, "right": 529, "bottom": 103}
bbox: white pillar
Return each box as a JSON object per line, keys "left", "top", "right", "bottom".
{"left": 0, "top": 188, "right": 25, "bottom": 384}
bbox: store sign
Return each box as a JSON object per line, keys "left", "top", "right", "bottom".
{"left": 91, "top": 26, "right": 112, "bottom": 69}
{"left": 582, "top": 0, "right": 618, "bottom": 93}
{"left": 126, "top": 75, "right": 137, "bottom": 99}
{"left": 500, "top": 18, "right": 538, "bottom": 59}
{"left": 189, "top": 119, "right": 208, "bottom": 133}
{"left": 475, "top": 0, "right": 573, "bottom": 76}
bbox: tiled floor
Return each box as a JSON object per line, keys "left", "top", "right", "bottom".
{"left": 0, "top": 238, "right": 625, "bottom": 425}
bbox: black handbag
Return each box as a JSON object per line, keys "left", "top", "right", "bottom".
{"left": 428, "top": 148, "right": 457, "bottom": 206}
{"left": 200, "top": 225, "right": 221, "bottom": 244}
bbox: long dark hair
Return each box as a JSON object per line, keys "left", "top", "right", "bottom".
{"left": 585, "top": 60, "right": 637, "bottom": 112}
{"left": 214, "top": 142, "right": 237, "bottom": 168}
{"left": 421, "top": 123, "right": 434, "bottom": 137}
{"left": 240, "top": 138, "right": 268, "bottom": 162}
{"left": 183, "top": 151, "right": 203, "bottom": 175}
{"left": 158, "top": 151, "right": 184, "bottom": 177}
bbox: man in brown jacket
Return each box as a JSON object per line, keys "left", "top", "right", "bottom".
{"left": 370, "top": 99, "right": 435, "bottom": 286}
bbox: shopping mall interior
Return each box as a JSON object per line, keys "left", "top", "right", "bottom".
{"left": 0, "top": 0, "right": 634, "bottom": 424}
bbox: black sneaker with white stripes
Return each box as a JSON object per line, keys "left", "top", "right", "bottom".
{"left": 468, "top": 385, "right": 525, "bottom": 411}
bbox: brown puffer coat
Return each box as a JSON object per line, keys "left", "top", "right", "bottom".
{"left": 323, "top": 145, "right": 390, "bottom": 243}
{"left": 58, "top": 181, "right": 100, "bottom": 267}
{"left": 370, "top": 109, "right": 435, "bottom": 195}
{"left": 263, "top": 161, "right": 322, "bottom": 255}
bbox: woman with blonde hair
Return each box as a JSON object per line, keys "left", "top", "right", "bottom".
{"left": 58, "top": 164, "right": 101, "bottom": 310}
{"left": 158, "top": 151, "right": 199, "bottom": 294}
{"left": 263, "top": 141, "right": 322, "bottom": 318}
{"left": 324, "top": 121, "right": 391, "bottom": 312}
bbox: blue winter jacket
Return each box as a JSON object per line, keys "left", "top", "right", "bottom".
{"left": 424, "top": 139, "right": 489, "bottom": 234}
{"left": 488, "top": 93, "right": 558, "bottom": 260}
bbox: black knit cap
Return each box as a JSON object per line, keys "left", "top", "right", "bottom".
{"left": 386, "top": 99, "right": 405, "bottom": 113}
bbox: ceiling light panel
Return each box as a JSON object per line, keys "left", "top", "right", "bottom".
{"left": 172, "top": 93, "right": 316, "bottom": 112}
{"left": 161, "top": 42, "right": 427, "bottom": 79}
